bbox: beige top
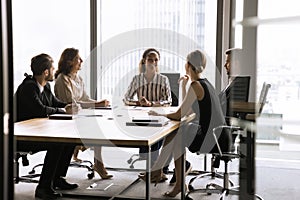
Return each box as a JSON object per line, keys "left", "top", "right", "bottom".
{"left": 54, "top": 73, "right": 95, "bottom": 104}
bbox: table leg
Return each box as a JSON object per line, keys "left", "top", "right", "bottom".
{"left": 239, "top": 126, "right": 256, "bottom": 200}
{"left": 180, "top": 153, "right": 186, "bottom": 200}
{"left": 145, "top": 145, "right": 151, "bottom": 200}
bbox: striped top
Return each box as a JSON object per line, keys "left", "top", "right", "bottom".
{"left": 124, "top": 73, "right": 172, "bottom": 103}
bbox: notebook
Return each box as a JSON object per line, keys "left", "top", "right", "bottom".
{"left": 126, "top": 117, "right": 169, "bottom": 127}
{"left": 48, "top": 114, "right": 73, "bottom": 120}
{"left": 93, "top": 106, "right": 112, "bottom": 110}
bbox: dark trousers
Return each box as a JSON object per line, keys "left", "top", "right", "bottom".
{"left": 139, "top": 139, "right": 171, "bottom": 173}
{"left": 17, "top": 141, "right": 75, "bottom": 189}
{"left": 139, "top": 139, "right": 162, "bottom": 163}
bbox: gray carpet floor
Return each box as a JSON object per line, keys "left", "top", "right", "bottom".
{"left": 14, "top": 144, "right": 300, "bottom": 200}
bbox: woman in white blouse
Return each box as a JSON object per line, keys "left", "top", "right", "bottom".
{"left": 54, "top": 48, "right": 112, "bottom": 179}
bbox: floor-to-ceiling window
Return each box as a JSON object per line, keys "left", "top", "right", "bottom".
{"left": 12, "top": 0, "right": 90, "bottom": 93}
{"left": 257, "top": 0, "right": 300, "bottom": 139}
{"left": 96, "top": 0, "right": 218, "bottom": 103}
{"left": 12, "top": 0, "right": 218, "bottom": 105}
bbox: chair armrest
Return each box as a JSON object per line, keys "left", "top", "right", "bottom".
{"left": 212, "top": 125, "right": 243, "bottom": 156}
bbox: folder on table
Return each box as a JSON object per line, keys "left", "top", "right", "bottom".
{"left": 126, "top": 117, "right": 168, "bottom": 127}
{"left": 49, "top": 114, "right": 73, "bottom": 120}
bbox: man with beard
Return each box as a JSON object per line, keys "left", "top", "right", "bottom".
{"left": 14, "top": 53, "right": 79, "bottom": 199}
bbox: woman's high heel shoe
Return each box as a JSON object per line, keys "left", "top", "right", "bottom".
{"left": 138, "top": 170, "right": 167, "bottom": 186}
{"left": 163, "top": 184, "right": 188, "bottom": 197}
{"left": 93, "top": 165, "right": 113, "bottom": 179}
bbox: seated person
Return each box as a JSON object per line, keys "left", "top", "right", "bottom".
{"left": 144, "top": 50, "right": 229, "bottom": 197}
{"left": 124, "top": 48, "right": 172, "bottom": 106}
{"left": 14, "top": 53, "right": 79, "bottom": 199}
{"left": 54, "top": 48, "right": 112, "bottom": 179}
{"left": 123, "top": 48, "right": 172, "bottom": 173}
{"left": 219, "top": 48, "right": 244, "bottom": 117}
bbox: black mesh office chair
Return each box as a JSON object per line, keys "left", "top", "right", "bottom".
{"left": 183, "top": 76, "right": 251, "bottom": 198}
{"left": 161, "top": 73, "right": 180, "bottom": 106}
{"left": 127, "top": 73, "right": 180, "bottom": 169}
{"left": 189, "top": 76, "right": 250, "bottom": 173}
{"left": 186, "top": 125, "right": 243, "bottom": 200}
{"left": 186, "top": 79, "right": 265, "bottom": 200}
{"left": 225, "top": 76, "right": 251, "bottom": 119}
{"left": 229, "top": 76, "right": 251, "bottom": 101}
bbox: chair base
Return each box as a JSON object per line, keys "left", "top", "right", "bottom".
{"left": 69, "top": 160, "right": 94, "bottom": 179}
{"left": 188, "top": 171, "right": 237, "bottom": 190}
{"left": 127, "top": 154, "right": 146, "bottom": 169}
{"left": 14, "top": 174, "right": 40, "bottom": 184}
{"left": 28, "top": 160, "right": 95, "bottom": 179}
{"left": 186, "top": 183, "right": 239, "bottom": 200}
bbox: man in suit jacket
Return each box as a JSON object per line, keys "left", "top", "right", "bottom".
{"left": 14, "top": 53, "right": 79, "bottom": 199}
{"left": 219, "top": 48, "right": 243, "bottom": 117}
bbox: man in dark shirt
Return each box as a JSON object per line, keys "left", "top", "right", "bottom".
{"left": 219, "top": 48, "right": 243, "bottom": 117}
{"left": 14, "top": 53, "right": 79, "bottom": 199}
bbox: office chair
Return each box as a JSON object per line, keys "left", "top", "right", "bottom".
{"left": 186, "top": 125, "right": 265, "bottom": 200}
{"left": 127, "top": 73, "right": 180, "bottom": 169}
{"left": 186, "top": 125, "right": 242, "bottom": 200}
{"left": 226, "top": 76, "right": 251, "bottom": 119}
{"left": 184, "top": 77, "right": 251, "bottom": 198}
{"left": 229, "top": 76, "right": 251, "bottom": 101}
{"left": 27, "top": 156, "right": 95, "bottom": 180}
{"left": 14, "top": 152, "right": 39, "bottom": 183}
{"left": 21, "top": 146, "right": 95, "bottom": 180}
{"left": 161, "top": 73, "right": 180, "bottom": 106}
{"left": 186, "top": 85, "right": 266, "bottom": 200}
{"left": 245, "top": 82, "right": 271, "bottom": 121}
{"left": 189, "top": 76, "right": 251, "bottom": 177}
{"left": 220, "top": 76, "right": 251, "bottom": 152}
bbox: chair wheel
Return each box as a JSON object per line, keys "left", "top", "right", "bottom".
{"left": 87, "top": 172, "right": 94, "bottom": 179}
{"left": 188, "top": 184, "right": 194, "bottom": 191}
{"left": 129, "top": 164, "right": 134, "bottom": 169}
{"left": 206, "top": 184, "right": 212, "bottom": 195}
{"left": 127, "top": 158, "right": 132, "bottom": 164}
{"left": 28, "top": 170, "right": 35, "bottom": 174}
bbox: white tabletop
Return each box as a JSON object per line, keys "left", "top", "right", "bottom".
{"left": 14, "top": 106, "right": 184, "bottom": 147}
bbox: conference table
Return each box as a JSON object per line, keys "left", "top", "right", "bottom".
{"left": 14, "top": 106, "right": 194, "bottom": 200}
{"left": 230, "top": 101, "right": 259, "bottom": 114}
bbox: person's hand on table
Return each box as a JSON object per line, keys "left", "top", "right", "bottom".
{"left": 139, "top": 96, "right": 152, "bottom": 107}
{"left": 95, "top": 99, "right": 110, "bottom": 107}
{"left": 65, "top": 103, "right": 81, "bottom": 114}
{"left": 148, "top": 110, "right": 166, "bottom": 117}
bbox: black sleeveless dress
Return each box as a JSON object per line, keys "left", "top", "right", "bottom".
{"left": 187, "top": 78, "right": 232, "bottom": 153}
